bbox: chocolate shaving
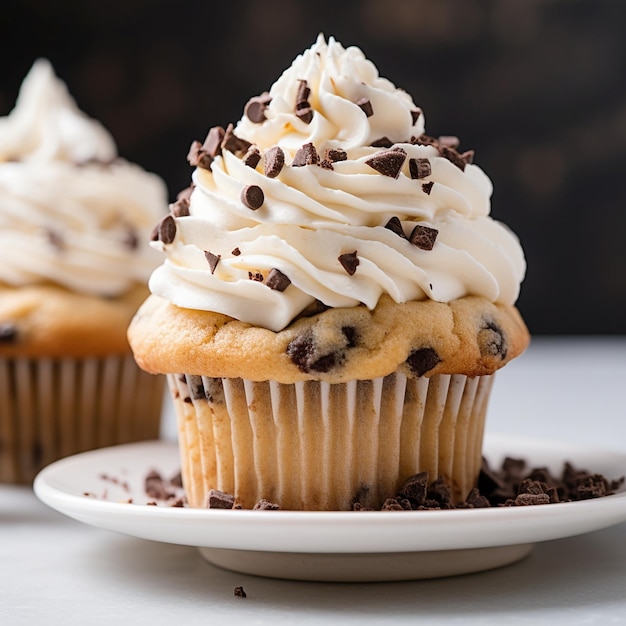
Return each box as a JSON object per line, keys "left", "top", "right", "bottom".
{"left": 157, "top": 215, "right": 177, "bottom": 245}
{"left": 204, "top": 251, "right": 221, "bottom": 274}
{"left": 409, "top": 158, "right": 431, "bottom": 180}
{"left": 221, "top": 123, "right": 251, "bottom": 154}
{"left": 0, "top": 323, "right": 18, "bottom": 344}
{"left": 292, "top": 142, "right": 319, "bottom": 167}
{"left": 409, "top": 224, "right": 438, "bottom": 250}
{"left": 384, "top": 216, "right": 407, "bottom": 239}
{"left": 242, "top": 145, "right": 261, "bottom": 169}
{"left": 264, "top": 146, "right": 285, "bottom": 178}
{"left": 244, "top": 92, "right": 271, "bottom": 123}
{"left": 338, "top": 251, "right": 359, "bottom": 275}
{"left": 265, "top": 268, "right": 291, "bottom": 292}
{"left": 356, "top": 97, "right": 373, "bottom": 117}
{"left": 365, "top": 148, "right": 406, "bottom": 178}
{"left": 240, "top": 184, "right": 264, "bottom": 210}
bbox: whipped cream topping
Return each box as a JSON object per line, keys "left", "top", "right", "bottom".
{"left": 0, "top": 60, "right": 168, "bottom": 296}
{"left": 150, "top": 35, "right": 526, "bottom": 331}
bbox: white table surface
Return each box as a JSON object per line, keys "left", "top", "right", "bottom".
{"left": 2, "top": 336, "right": 626, "bottom": 626}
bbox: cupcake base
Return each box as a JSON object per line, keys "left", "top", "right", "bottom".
{"left": 169, "top": 372, "right": 494, "bottom": 510}
{"left": 0, "top": 355, "right": 165, "bottom": 484}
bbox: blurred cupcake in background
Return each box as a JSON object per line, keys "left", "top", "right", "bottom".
{"left": 0, "top": 59, "right": 169, "bottom": 484}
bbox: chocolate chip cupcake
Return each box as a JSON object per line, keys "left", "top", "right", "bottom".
{"left": 0, "top": 60, "right": 168, "bottom": 483}
{"left": 128, "top": 35, "right": 530, "bottom": 510}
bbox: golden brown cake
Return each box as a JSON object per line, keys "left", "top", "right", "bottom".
{"left": 0, "top": 60, "right": 168, "bottom": 483}
{"left": 128, "top": 36, "right": 530, "bottom": 510}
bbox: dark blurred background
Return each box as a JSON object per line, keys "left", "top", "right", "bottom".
{"left": 2, "top": 0, "right": 625, "bottom": 334}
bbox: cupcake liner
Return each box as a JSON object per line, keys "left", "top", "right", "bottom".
{"left": 168, "top": 371, "right": 495, "bottom": 510}
{"left": 0, "top": 355, "right": 164, "bottom": 484}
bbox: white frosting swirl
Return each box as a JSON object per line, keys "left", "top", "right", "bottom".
{"left": 150, "top": 35, "right": 526, "bottom": 331}
{"left": 0, "top": 59, "right": 168, "bottom": 296}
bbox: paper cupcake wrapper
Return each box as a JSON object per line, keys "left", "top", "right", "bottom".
{"left": 169, "top": 372, "right": 494, "bottom": 511}
{"left": 0, "top": 355, "right": 164, "bottom": 484}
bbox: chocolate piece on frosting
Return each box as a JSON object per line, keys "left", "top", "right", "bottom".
{"left": 240, "top": 184, "right": 264, "bottom": 210}
{"left": 384, "top": 216, "right": 407, "bottom": 239}
{"left": 406, "top": 347, "right": 441, "bottom": 377}
{"left": 176, "top": 185, "right": 194, "bottom": 203}
{"left": 409, "top": 158, "right": 431, "bottom": 180}
{"left": 244, "top": 92, "right": 272, "bottom": 123}
{"left": 203, "top": 126, "right": 226, "bottom": 158}
{"left": 242, "top": 145, "right": 261, "bottom": 169}
{"left": 370, "top": 137, "right": 394, "bottom": 148}
{"left": 186, "top": 140, "right": 213, "bottom": 170}
{"left": 411, "top": 134, "right": 439, "bottom": 148}
{"left": 157, "top": 215, "right": 177, "bottom": 244}
{"left": 441, "top": 145, "right": 467, "bottom": 171}
{"left": 264, "top": 146, "right": 285, "bottom": 177}
{"left": 296, "top": 105, "right": 314, "bottom": 124}
{"left": 421, "top": 181, "right": 434, "bottom": 195}
{"left": 296, "top": 79, "right": 311, "bottom": 104}
{"left": 410, "top": 108, "right": 422, "bottom": 124}
{"left": 171, "top": 197, "right": 190, "bottom": 217}
{"left": 338, "top": 251, "right": 359, "bottom": 275}
{"left": 292, "top": 142, "right": 319, "bottom": 167}
{"left": 438, "top": 135, "right": 460, "bottom": 150}
{"left": 231, "top": 247, "right": 241, "bottom": 256}
{"left": 295, "top": 80, "right": 314, "bottom": 124}
{"left": 365, "top": 148, "right": 406, "bottom": 178}
{"left": 409, "top": 224, "right": 438, "bottom": 250}
{"left": 265, "top": 268, "right": 291, "bottom": 292}
{"left": 461, "top": 150, "right": 475, "bottom": 165}
{"left": 204, "top": 251, "right": 221, "bottom": 274}
{"left": 356, "top": 97, "right": 373, "bottom": 117}
{"left": 325, "top": 148, "right": 347, "bottom": 162}
{"left": 248, "top": 271, "right": 264, "bottom": 282}
{"left": 0, "top": 323, "right": 18, "bottom": 344}
{"left": 221, "top": 123, "right": 251, "bottom": 154}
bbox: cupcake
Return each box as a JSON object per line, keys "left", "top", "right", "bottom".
{"left": 128, "top": 35, "right": 529, "bottom": 510}
{"left": 0, "top": 60, "right": 168, "bottom": 483}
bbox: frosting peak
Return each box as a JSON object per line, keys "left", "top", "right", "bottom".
{"left": 149, "top": 36, "right": 526, "bottom": 332}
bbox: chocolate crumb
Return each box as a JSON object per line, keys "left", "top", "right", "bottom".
{"left": 204, "top": 251, "right": 221, "bottom": 274}
{"left": 0, "top": 323, "right": 18, "bottom": 344}
{"left": 170, "top": 472, "right": 183, "bottom": 488}
{"left": 292, "top": 142, "right": 319, "bottom": 167}
{"left": 157, "top": 215, "right": 177, "bottom": 245}
{"left": 244, "top": 92, "right": 271, "bottom": 123}
{"left": 253, "top": 499, "right": 280, "bottom": 510}
{"left": 145, "top": 470, "right": 173, "bottom": 501}
{"left": 234, "top": 586, "right": 247, "bottom": 598}
{"left": 356, "top": 97, "right": 373, "bottom": 117}
{"left": 248, "top": 271, "right": 264, "bottom": 282}
{"left": 384, "top": 216, "right": 407, "bottom": 239}
{"left": 207, "top": 489, "right": 235, "bottom": 509}
{"left": 265, "top": 268, "right": 291, "bottom": 292}
{"left": 406, "top": 347, "right": 441, "bottom": 377}
{"left": 365, "top": 148, "right": 406, "bottom": 178}
{"left": 243, "top": 145, "right": 262, "bottom": 169}
{"left": 421, "top": 181, "right": 434, "bottom": 195}
{"left": 409, "top": 158, "right": 431, "bottom": 180}
{"left": 409, "top": 224, "right": 438, "bottom": 250}
{"left": 264, "top": 146, "right": 285, "bottom": 178}
{"left": 338, "top": 251, "right": 359, "bottom": 275}
{"left": 241, "top": 184, "right": 265, "bottom": 210}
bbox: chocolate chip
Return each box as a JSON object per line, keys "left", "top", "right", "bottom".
{"left": 409, "top": 158, "right": 431, "bottom": 179}
{"left": 202, "top": 126, "right": 225, "bottom": 157}
{"left": 242, "top": 145, "right": 261, "bottom": 169}
{"left": 264, "top": 146, "right": 285, "bottom": 177}
{"left": 409, "top": 224, "right": 438, "bottom": 250}
{"left": 240, "top": 184, "right": 264, "bottom": 210}
{"left": 338, "top": 251, "right": 359, "bottom": 275}
{"left": 265, "top": 268, "right": 291, "bottom": 292}
{"left": 234, "top": 586, "right": 247, "bottom": 598}
{"left": 286, "top": 331, "right": 340, "bottom": 373}
{"left": 342, "top": 325, "right": 357, "bottom": 348}
{"left": 248, "top": 271, "right": 264, "bottom": 282}
{"left": 244, "top": 92, "right": 271, "bottom": 123}
{"left": 421, "top": 181, "right": 434, "bottom": 195}
{"left": 296, "top": 106, "right": 313, "bottom": 124}
{"left": 292, "top": 142, "right": 319, "bottom": 166}
{"left": 204, "top": 251, "right": 221, "bottom": 274}
{"left": 365, "top": 148, "right": 406, "bottom": 178}
{"left": 410, "top": 109, "right": 422, "bottom": 125}
{"left": 221, "top": 123, "right": 251, "bottom": 154}
{"left": 231, "top": 247, "right": 241, "bottom": 256}
{"left": 0, "top": 323, "right": 18, "bottom": 344}
{"left": 157, "top": 215, "right": 177, "bottom": 244}
{"left": 406, "top": 347, "right": 441, "bottom": 377}
{"left": 384, "top": 216, "right": 407, "bottom": 239}
{"left": 325, "top": 148, "right": 347, "bottom": 162}
{"left": 170, "top": 197, "right": 190, "bottom": 217}
{"left": 478, "top": 319, "right": 507, "bottom": 359}
{"left": 187, "top": 140, "right": 213, "bottom": 169}
{"left": 441, "top": 146, "right": 467, "bottom": 171}
{"left": 438, "top": 135, "right": 460, "bottom": 150}
{"left": 356, "top": 97, "right": 373, "bottom": 117}
{"left": 207, "top": 489, "right": 235, "bottom": 509}
{"left": 370, "top": 137, "right": 394, "bottom": 148}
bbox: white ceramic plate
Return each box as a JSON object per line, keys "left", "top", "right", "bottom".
{"left": 34, "top": 434, "right": 626, "bottom": 582}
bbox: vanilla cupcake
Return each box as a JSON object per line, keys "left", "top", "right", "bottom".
{"left": 129, "top": 36, "right": 529, "bottom": 510}
{"left": 0, "top": 60, "right": 168, "bottom": 483}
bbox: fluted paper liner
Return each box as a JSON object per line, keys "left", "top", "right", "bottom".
{"left": 0, "top": 355, "right": 164, "bottom": 484}
{"left": 169, "top": 372, "right": 495, "bottom": 510}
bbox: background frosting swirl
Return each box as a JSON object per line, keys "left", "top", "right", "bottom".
{"left": 149, "top": 35, "right": 526, "bottom": 331}
{"left": 0, "top": 59, "right": 167, "bottom": 296}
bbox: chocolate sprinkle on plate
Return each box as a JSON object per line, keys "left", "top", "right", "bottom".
{"left": 356, "top": 97, "right": 373, "bottom": 117}
{"left": 264, "top": 146, "right": 285, "bottom": 178}
{"left": 365, "top": 148, "right": 406, "bottom": 178}
{"left": 204, "top": 251, "right": 221, "bottom": 274}
{"left": 409, "top": 158, "right": 431, "bottom": 180}
{"left": 409, "top": 224, "right": 438, "bottom": 250}
{"left": 338, "top": 251, "right": 359, "bottom": 275}
{"left": 207, "top": 489, "right": 235, "bottom": 509}
{"left": 243, "top": 145, "right": 261, "bottom": 169}
{"left": 292, "top": 142, "right": 319, "bottom": 167}
{"left": 266, "top": 268, "right": 291, "bottom": 292}
{"left": 157, "top": 215, "right": 177, "bottom": 244}
{"left": 241, "top": 184, "right": 264, "bottom": 210}
{"left": 384, "top": 216, "right": 407, "bottom": 239}
{"left": 234, "top": 586, "right": 247, "bottom": 598}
